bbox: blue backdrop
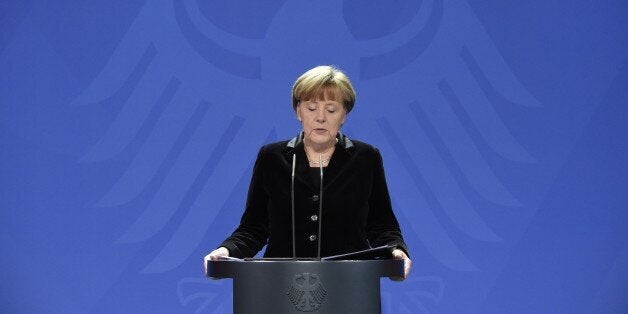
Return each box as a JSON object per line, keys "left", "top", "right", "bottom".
{"left": 1, "top": 0, "right": 627, "bottom": 313}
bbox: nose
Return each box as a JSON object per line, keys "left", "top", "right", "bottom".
{"left": 315, "top": 108, "right": 326, "bottom": 123}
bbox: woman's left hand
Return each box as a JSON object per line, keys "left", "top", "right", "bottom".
{"left": 391, "top": 249, "right": 412, "bottom": 280}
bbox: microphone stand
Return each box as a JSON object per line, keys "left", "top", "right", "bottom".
{"left": 317, "top": 154, "right": 324, "bottom": 260}
{"left": 291, "top": 154, "right": 296, "bottom": 260}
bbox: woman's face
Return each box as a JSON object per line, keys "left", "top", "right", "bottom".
{"left": 296, "top": 94, "right": 346, "bottom": 148}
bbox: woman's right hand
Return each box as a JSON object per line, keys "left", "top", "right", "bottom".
{"left": 203, "top": 247, "right": 230, "bottom": 273}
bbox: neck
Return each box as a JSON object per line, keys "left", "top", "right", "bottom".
{"left": 304, "top": 139, "right": 335, "bottom": 154}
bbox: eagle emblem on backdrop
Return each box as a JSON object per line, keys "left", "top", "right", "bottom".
{"left": 74, "top": 0, "right": 540, "bottom": 312}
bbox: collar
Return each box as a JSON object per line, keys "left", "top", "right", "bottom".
{"left": 286, "top": 131, "right": 354, "bottom": 149}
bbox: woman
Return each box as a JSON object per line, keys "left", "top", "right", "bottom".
{"left": 205, "top": 66, "right": 411, "bottom": 279}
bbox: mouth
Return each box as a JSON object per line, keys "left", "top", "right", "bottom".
{"left": 313, "top": 128, "right": 328, "bottom": 133}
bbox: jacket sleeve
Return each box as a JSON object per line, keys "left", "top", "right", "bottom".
{"left": 366, "top": 148, "right": 410, "bottom": 256}
{"left": 219, "top": 147, "right": 269, "bottom": 258}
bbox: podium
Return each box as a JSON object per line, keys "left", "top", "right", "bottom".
{"left": 206, "top": 259, "right": 404, "bottom": 314}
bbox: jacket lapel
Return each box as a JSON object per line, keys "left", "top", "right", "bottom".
{"left": 322, "top": 141, "right": 352, "bottom": 189}
{"left": 285, "top": 133, "right": 318, "bottom": 192}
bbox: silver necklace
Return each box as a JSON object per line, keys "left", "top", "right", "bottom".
{"left": 309, "top": 158, "right": 329, "bottom": 165}
{"left": 305, "top": 143, "right": 334, "bottom": 165}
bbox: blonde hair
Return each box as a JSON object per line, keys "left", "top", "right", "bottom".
{"left": 291, "top": 65, "right": 356, "bottom": 113}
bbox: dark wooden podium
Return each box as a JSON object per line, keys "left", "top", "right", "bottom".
{"left": 206, "top": 259, "right": 404, "bottom": 314}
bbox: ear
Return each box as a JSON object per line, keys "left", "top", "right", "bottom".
{"left": 296, "top": 105, "right": 302, "bottom": 122}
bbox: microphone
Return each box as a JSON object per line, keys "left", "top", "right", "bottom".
{"left": 291, "top": 153, "right": 297, "bottom": 259}
{"left": 317, "top": 154, "right": 324, "bottom": 259}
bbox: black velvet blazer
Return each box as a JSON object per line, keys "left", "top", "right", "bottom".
{"left": 220, "top": 132, "right": 409, "bottom": 258}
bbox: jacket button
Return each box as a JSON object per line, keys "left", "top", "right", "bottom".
{"left": 310, "top": 214, "right": 318, "bottom": 222}
{"left": 311, "top": 195, "right": 319, "bottom": 202}
{"left": 309, "top": 234, "right": 317, "bottom": 241}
